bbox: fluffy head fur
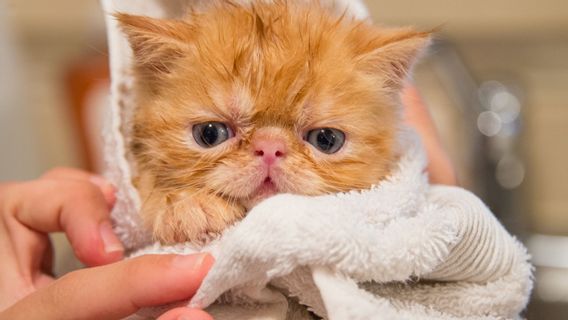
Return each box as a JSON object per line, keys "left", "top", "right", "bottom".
{"left": 117, "top": 0, "right": 430, "bottom": 244}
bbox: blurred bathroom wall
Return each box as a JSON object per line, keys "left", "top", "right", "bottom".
{"left": 366, "top": 1, "right": 568, "bottom": 318}
{"left": 366, "top": 0, "right": 568, "bottom": 235}
{"left": 0, "top": 0, "right": 107, "bottom": 180}
{"left": 0, "top": 1, "right": 43, "bottom": 180}
{"left": 0, "top": 0, "right": 567, "bottom": 318}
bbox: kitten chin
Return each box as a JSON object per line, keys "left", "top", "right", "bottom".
{"left": 119, "top": 1, "right": 430, "bottom": 245}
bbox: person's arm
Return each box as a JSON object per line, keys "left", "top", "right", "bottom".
{"left": 402, "top": 85, "right": 458, "bottom": 185}
{"left": 0, "top": 168, "right": 213, "bottom": 320}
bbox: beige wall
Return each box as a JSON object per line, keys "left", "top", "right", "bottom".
{"left": 366, "top": 1, "right": 568, "bottom": 235}
{"left": 457, "top": 41, "right": 568, "bottom": 234}
{"left": 8, "top": 0, "right": 568, "bottom": 38}
{"left": 5, "top": 0, "right": 105, "bottom": 37}
{"left": 366, "top": 0, "right": 568, "bottom": 39}
{"left": 1, "top": 0, "right": 107, "bottom": 180}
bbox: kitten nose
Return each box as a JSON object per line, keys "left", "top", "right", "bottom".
{"left": 253, "top": 139, "right": 287, "bottom": 165}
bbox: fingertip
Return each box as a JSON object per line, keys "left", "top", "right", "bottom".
{"left": 197, "top": 253, "right": 215, "bottom": 275}
{"left": 104, "top": 186, "right": 117, "bottom": 209}
{"left": 125, "top": 253, "right": 215, "bottom": 308}
{"left": 157, "top": 308, "right": 214, "bottom": 320}
{"left": 99, "top": 220, "right": 125, "bottom": 254}
{"left": 171, "top": 253, "right": 215, "bottom": 278}
{"left": 100, "top": 246, "right": 125, "bottom": 265}
{"left": 89, "top": 175, "right": 117, "bottom": 209}
{"left": 72, "top": 239, "right": 123, "bottom": 268}
{"left": 72, "top": 221, "right": 124, "bottom": 267}
{"left": 91, "top": 221, "right": 124, "bottom": 266}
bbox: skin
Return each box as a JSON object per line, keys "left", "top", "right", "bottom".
{"left": 0, "top": 168, "right": 213, "bottom": 320}
{"left": 402, "top": 85, "right": 458, "bottom": 185}
{"left": 0, "top": 87, "right": 453, "bottom": 319}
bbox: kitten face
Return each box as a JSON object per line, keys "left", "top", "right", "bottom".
{"left": 118, "top": 1, "right": 429, "bottom": 243}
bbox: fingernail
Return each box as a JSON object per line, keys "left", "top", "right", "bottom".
{"left": 99, "top": 221, "right": 124, "bottom": 253}
{"left": 178, "top": 316, "right": 191, "bottom": 320}
{"left": 172, "top": 253, "right": 212, "bottom": 271}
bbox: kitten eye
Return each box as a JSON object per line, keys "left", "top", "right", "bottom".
{"left": 192, "top": 122, "right": 234, "bottom": 148}
{"left": 305, "top": 128, "right": 345, "bottom": 154}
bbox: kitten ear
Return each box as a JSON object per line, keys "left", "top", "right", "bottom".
{"left": 357, "top": 29, "right": 431, "bottom": 92}
{"left": 115, "top": 13, "right": 195, "bottom": 75}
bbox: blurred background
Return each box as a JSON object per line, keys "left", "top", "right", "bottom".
{"left": 0, "top": 0, "right": 566, "bottom": 318}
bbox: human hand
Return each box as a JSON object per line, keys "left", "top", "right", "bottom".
{"left": 0, "top": 253, "right": 214, "bottom": 320}
{"left": 0, "top": 168, "right": 214, "bottom": 319}
{"left": 402, "top": 85, "right": 458, "bottom": 185}
{"left": 0, "top": 167, "right": 124, "bottom": 310}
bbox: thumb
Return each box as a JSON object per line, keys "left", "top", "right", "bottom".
{"left": 1, "top": 253, "right": 214, "bottom": 320}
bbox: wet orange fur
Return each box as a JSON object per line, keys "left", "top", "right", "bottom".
{"left": 117, "top": 0, "right": 430, "bottom": 244}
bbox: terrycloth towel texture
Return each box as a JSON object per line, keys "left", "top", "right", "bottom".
{"left": 129, "top": 135, "right": 532, "bottom": 320}
{"left": 100, "top": 0, "right": 533, "bottom": 319}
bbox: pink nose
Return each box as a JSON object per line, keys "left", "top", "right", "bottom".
{"left": 253, "top": 139, "right": 287, "bottom": 165}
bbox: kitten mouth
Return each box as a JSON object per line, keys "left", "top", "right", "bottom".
{"left": 258, "top": 177, "right": 278, "bottom": 196}
{"left": 246, "top": 176, "right": 279, "bottom": 205}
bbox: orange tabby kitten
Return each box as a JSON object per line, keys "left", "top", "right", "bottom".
{"left": 117, "top": 1, "right": 430, "bottom": 244}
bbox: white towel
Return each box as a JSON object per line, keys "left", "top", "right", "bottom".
{"left": 100, "top": 1, "right": 533, "bottom": 319}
